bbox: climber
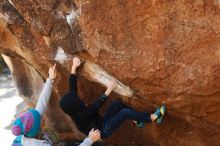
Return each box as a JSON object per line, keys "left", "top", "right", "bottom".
{"left": 11, "top": 64, "right": 57, "bottom": 146}
{"left": 66, "top": 129, "right": 101, "bottom": 146}
{"left": 11, "top": 64, "right": 101, "bottom": 146}
{"left": 59, "top": 57, "right": 166, "bottom": 139}
{"left": 12, "top": 128, "right": 101, "bottom": 146}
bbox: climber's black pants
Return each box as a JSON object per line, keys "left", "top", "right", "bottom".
{"left": 101, "top": 101, "right": 152, "bottom": 138}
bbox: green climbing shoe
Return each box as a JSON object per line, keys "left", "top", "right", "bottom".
{"left": 133, "top": 121, "right": 145, "bottom": 128}
{"left": 154, "top": 105, "right": 166, "bottom": 124}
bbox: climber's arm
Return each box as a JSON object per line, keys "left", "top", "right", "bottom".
{"left": 104, "top": 80, "right": 117, "bottom": 96}
{"left": 78, "top": 138, "right": 93, "bottom": 146}
{"left": 35, "top": 64, "right": 56, "bottom": 116}
{"left": 69, "top": 57, "right": 81, "bottom": 92}
{"left": 80, "top": 80, "right": 117, "bottom": 116}
{"left": 79, "top": 129, "right": 101, "bottom": 146}
{"left": 80, "top": 93, "right": 108, "bottom": 116}
{"left": 87, "top": 80, "right": 117, "bottom": 111}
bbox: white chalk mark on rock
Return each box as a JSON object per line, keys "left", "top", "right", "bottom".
{"left": 214, "top": 0, "right": 220, "bottom": 8}
{"left": 81, "top": 61, "right": 133, "bottom": 97}
{"left": 8, "top": 0, "right": 15, "bottom": 6}
{"left": 0, "top": 13, "right": 9, "bottom": 24}
{"left": 66, "top": 9, "right": 80, "bottom": 30}
{"left": 54, "top": 47, "right": 68, "bottom": 64}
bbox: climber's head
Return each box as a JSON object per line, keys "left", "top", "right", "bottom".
{"left": 11, "top": 122, "right": 23, "bottom": 136}
{"left": 11, "top": 110, "right": 38, "bottom": 136}
{"left": 60, "top": 91, "right": 84, "bottom": 115}
{"left": 12, "top": 117, "right": 25, "bottom": 136}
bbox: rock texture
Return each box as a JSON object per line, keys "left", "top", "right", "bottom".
{"left": 0, "top": 0, "right": 220, "bottom": 146}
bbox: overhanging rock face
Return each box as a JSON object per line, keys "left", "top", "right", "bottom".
{"left": 0, "top": 0, "right": 220, "bottom": 145}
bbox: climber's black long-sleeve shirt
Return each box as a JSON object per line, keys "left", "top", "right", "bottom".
{"left": 60, "top": 74, "right": 107, "bottom": 135}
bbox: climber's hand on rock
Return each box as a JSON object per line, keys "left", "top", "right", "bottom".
{"left": 49, "top": 64, "right": 57, "bottom": 80}
{"left": 108, "top": 80, "right": 117, "bottom": 91}
{"left": 72, "top": 57, "right": 81, "bottom": 69}
{"left": 71, "top": 57, "right": 81, "bottom": 74}
{"left": 88, "top": 128, "right": 101, "bottom": 142}
{"left": 105, "top": 80, "right": 117, "bottom": 96}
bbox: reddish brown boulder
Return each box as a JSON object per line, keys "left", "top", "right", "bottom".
{"left": 0, "top": 0, "right": 220, "bottom": 145}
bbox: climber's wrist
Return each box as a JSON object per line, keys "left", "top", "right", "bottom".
{"left": 47, "top": 78, "right": 54, "bottom": 84}
{"left": 104, "top": 88, "right": 112, "bottom": 96}
{"left": 71, "top": 66, "right": 77, "bottom": 74}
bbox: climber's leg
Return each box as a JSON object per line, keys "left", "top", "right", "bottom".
{"left": 102, "top": 100, "right": 127, "bottom": 123}
{"left": 101, "top": 108, "right": 152, "bottom": 138}
{"left": 134, "top": 105, "right": 166, "bottom": 127}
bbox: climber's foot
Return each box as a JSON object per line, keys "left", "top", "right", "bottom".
{"left": 153, "top": 105, "right": 166, "bottom": 124}
{"left": 133, "top": 120, "right": 145, "bottom": 128}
